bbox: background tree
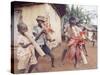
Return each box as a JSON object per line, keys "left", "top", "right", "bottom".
{"left": 62, "top": 5, "right": 91, "bottom": 25}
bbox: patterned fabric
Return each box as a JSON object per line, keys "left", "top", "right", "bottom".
{"left": 64, "top": 24, "right": 82, "bottom": 63}
{"left": 16, "top": 33, "right": 37, "bottom": 70}
{"left": 66, "top": 43, "right": 81, "bottom": 63}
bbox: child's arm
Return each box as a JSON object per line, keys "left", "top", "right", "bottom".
{"left": 35, "top": 30, "right": 46, "bottom": 41}
{"left": 25, "top": 32, "right": 46, "bottom": 56}
{"left": 19, "top": 42, "right": 32, "bottom": 48}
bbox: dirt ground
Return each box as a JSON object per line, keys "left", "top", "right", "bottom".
{"left": 13, "top": 41, "right": 97, "bottom": 73}
{"left": 51, "top": 41, "right": 97, "bottom": 71}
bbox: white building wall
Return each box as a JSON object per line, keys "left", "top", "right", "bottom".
{"left": 21, "top": 4, "right": 62, "bottom": 44}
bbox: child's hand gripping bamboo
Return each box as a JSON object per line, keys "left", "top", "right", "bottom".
{"left": 24, "top": 32, "right": 45, "bottom": 56}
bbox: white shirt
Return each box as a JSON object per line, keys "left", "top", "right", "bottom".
{"left": 33, "top": 25, "right": 46, "bottom": 46}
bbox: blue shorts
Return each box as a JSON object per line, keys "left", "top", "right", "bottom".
{"left": 41, "top": 44, "right": 51, "bottom": 55}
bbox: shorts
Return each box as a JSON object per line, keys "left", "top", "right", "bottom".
{"left": 41, "top": 44, "right": 51, "bottom": 55}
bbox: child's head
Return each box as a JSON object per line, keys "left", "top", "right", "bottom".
{"left": 82, "top": 27, "right": 86, "bottom": 31}
{"left": 36, "top": 16, "right": 45, "bottom": 26}
{"left": 17, "top": 23, "right": 28, "bottom": 34}
{"left": 69, "top": 17, "right": 76, "bottom": 26}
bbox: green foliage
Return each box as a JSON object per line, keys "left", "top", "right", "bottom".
{"left": 63, "top": 5, "right": 91, "bottom": 25}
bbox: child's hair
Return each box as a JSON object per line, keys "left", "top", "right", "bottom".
{"left": 69, "top": 16, "right": 76, "bottom": 24}
{"left": 17, "top": 22, "right": 28, "bottom": 33}
{"left": 82, "top": 27, "right": 86, "bottom": 31}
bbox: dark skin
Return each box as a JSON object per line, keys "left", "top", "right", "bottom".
{"left": 33, "top": 20, "right": 46, "bottom": 41}
{"left": 64, "top": 19, "right": 76, "bottom": 34}
{"left": 17, "top": 24, "right": 41, "bottom": 73}
{"left": 19, "top": 42, "right": 32, "bottom": 48}
{"left": 33, "top": 20, "right": 55, "bottom": 67}
{"left": 62, "top": 19, "right": 80, "bottom": 67}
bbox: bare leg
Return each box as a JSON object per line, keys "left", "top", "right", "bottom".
{"left": 61, "top": 49, "right": 67, "bottom": 62}
{"left": 49, "top": 53, "right": 55, "bottom": 67}
{"left": 93, "top": 41, "right": 95, "bottom": 47}
{"left": 74, "top": 53, "right": 78, "bottom": 68}
{"left": 28, "top": 64, "right": 36, "bottom": 73}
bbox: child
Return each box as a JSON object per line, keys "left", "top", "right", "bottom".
{"left": 16, "top": 22, "right": 45, "bottom": 73}
{"left": 42, "top": 17, "right": 56, "bottom": 49}
{"left": 63, "top": 17, "right": 88, "bottom": 68}
{"left": 33, "top": 16, "right": 55, "bottom": 67}
{"left": 79, "top": 27, "right": 88, "bottom": 56}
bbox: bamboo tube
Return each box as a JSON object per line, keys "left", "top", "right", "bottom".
{"left": 81, "top": 50, "right": 88, "bottom": 64}
{"left": 24, "top": 32, "right": 45, "bottom": 56}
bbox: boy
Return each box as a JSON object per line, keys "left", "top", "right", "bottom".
{"left": 16, "top": 22, "right": 45, "bottom": 73}
{"left": 63, "top": 17, "right": 88, "bottom": 67}
{"left": 33, "top": 16, "right": 54, "bottom": 67}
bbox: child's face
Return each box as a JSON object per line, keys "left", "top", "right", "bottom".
{"left": 37, "top": 20, "right": 44, "bottom": 24}
{"left": 70, "top": 20, "right": 76, "bottom": 25}
{"left": 19, "top": 26, "right": 28, "bottom": 34}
